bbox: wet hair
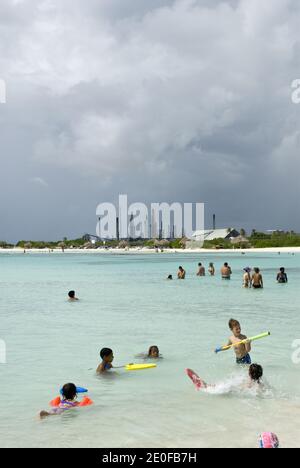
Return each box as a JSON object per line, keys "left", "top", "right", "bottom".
{"left": 179, "top": 266, "right": 183, "bottom": 270}
{"left": 61, "top": 383, "right": 77, "bottom": 400}
{"left": 148, "top": 345, "right": 159, "bottom": 356}
{"left": 254, "top": 268, "right": 260, "bottom": 274}
{"left": 249, "top": 364, "right": 263, "bottom": 382}
{"left": 224, "top": 263, "right": 228, "bottom": 267}
{"left": 229, "top": 318, "right": 240, "bottom": 330}
{"left": 198, "top": 263, "right": 202, "bottom": 266}
{"left": 167, "top": 275, "right": 173, "bottom": 280}
{"left": 280, "top": 267, "right": 285, "bottom": 273}
{"left": 100, "top": 348, "right": 113, "bottom": 360}
{"left": 68, "top": 291, "right": 75, "bottom": 298}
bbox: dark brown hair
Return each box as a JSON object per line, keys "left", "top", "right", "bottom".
{"left": 229, "top": 319, "right": 240, "bottom": 330}
{"left": 249, "top": 364, "right": 263, "bottom": 382}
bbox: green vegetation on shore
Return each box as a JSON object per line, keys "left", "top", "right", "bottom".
{"left": 249, "top": 231, "right": 300, "bottom": 248}
{"left": 11, "top": 237, "right": 188, "bottom": 250}
{"left": 0, "top": 241, "right": 14, "bottom": 249}
{"left": 1, "top": 231, "right": 300, "bottom": 250}
{"left": 203, "top": 231, "right": 300, "bottom": 249}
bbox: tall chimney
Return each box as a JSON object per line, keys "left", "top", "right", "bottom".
{"left": 116, "top": 217, "right": 120, "bottom": 241}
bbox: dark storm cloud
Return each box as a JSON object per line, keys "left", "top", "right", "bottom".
{"left": 0, "top": 0, "right": 300, "bottom": 241}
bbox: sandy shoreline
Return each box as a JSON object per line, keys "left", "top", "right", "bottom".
{"left": 0, "top": 247, "right": 300, "bottom": 255}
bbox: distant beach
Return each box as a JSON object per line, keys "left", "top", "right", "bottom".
{"left": 1, "top": 247, "right": 300, "bottom": 255}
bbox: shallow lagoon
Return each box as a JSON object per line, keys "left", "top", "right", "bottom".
{"left": 0, "top": 252, "right": 299, "bottom": 448}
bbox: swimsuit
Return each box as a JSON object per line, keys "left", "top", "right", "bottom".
{"left": 50, "top": 399, "right": 78, "bottom": 414}
{"left": 236, "top": 353, "right": 252, "bottom": 365}
{"left": 277, "top": 274, "right": 287, "bottom": 284}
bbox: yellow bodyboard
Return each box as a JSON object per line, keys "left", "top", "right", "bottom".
{"left": 125, "top": 363, "right": 157, "bottom": 371}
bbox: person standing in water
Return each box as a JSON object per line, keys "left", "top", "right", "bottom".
{"left": 252, "top": 268, "right": 264, "bottom": 289}
{"left": 208, "top": 263, "right": 215, "bottom": 276}
{"left": 197, "top": 263, "right": 206, "bottom": 276}
{"left": 177, "top": 266, "right": 186, "bottom": 279}
{"left": 221, "top": 263, "right": 232, "bottom": 280}
{"left": 243, "top": 267, "right": 252, "bottom": 288}
{"left": 226, "top": 318, "right": 252, "bottom": 365}
{"left": 277, "top": 267, "right": 288, "bottom": 284}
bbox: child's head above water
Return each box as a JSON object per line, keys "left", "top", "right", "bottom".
{"left": 61, "top": 383, "right": 77, "bottom": 401}
{"left": 229, "top": 318, "right": 241, "bottom": 335}
{"left": 249, "top": 364, "right": 263, "bottom": 383}
{"left": 68, "top": 290, "right": 76, "bottom": 299}
{"left": 100, "top": 348, "right": 114, "bottom": 363}
{"left": 148, "top": 346, "right": 159, "bottom": 358}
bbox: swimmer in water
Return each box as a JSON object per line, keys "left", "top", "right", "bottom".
{"left": 247, "top": 364, "right": 263, "bottom": 388}
{"left": 68, "top": 290, "right": 79, "bottom": 301}
{"left": 186, "top": 363, "right": 263, "bottom": 391}
{"left": 221, "top": 263, "right": 232, "bottom": 280}
{"left": 277, "top": 267, "right": 288, "bottom": 284}
{"left": 252, "top": 268, "right": 263, "bottom": 289}
{"left": 167, "top": 275, "right": 173, "bottom": 280}
{"left": 177, "top": 266, "right": 186, "bottom": 280}
{"left": 225, "top": 319, "right": 251, "bottom": 365}
{"left": 96, "top": 348, "right": 114, "bottom": 374}
{"left": 39, "top": 383, "right": 92, "bottom": 418}
{"left": 197, "top": 263, "right": 206, "bottom": 276}
{"left": 208, "top": 263, "right": 215, "bottom": 276}
{"left": 148, "top": 345, "right": 160, "bottom": 358}
{"left": 243, "top": 267, "right": 252, "bottom": 288}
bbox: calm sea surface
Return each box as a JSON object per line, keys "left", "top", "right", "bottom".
{"left": 0, "top": 251, "right": 299, "bottom": 448}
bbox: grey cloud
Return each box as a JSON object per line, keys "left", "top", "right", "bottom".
{"left": 1, "top": 0, "right": 300, "bottom": 242}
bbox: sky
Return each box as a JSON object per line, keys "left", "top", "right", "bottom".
{"left": 0, "top": 0, "right": 300, "bottom": 242}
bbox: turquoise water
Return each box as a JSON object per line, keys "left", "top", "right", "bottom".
{"left": 0, "top": 252, "right": 299, "bottom": 448}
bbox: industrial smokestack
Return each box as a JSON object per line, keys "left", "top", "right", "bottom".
{"left": 116, "top": 217, "right": 120, "bottom": 241}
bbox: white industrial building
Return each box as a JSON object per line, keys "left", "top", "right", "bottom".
{"left": 191, "top": 228, "right": 240, "bottom": 242}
